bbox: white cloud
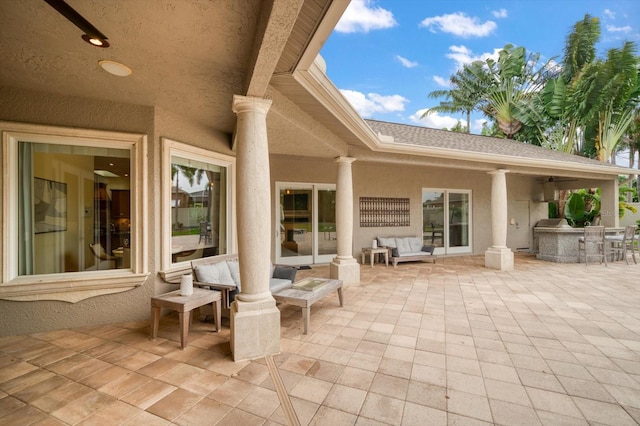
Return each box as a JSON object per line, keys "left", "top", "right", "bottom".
{"left": 446, "top": 45, "right": 502, "bottom": 69}
{"left": 604, "top": 9, "right": 615, "bottom": 19}
{"left": 473, "top": 119, "right": 487, "bottom": 133}
{"left": 409, "top": 109, "right": 463, "bottom": 129}
{"left": 396, "top": 55, "right": 418, "bottom": 68}
{"left": 335, "top": 0, "right": 397, "bottom": 33}
{"left": 340, "top": 89, "right": 409, "bottom": 117}
{"left": 419, "top": 12, "right": 497, "bottom": 38}
{"left": 433, "top": 75, "right": 449, "bottom": 87}
{"left": 492, "top": 8, "right": 508, "bottom": 19}
{"left": 607, "top": 24, "right": 632, "bottom": 33}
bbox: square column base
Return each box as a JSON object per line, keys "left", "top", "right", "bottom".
{"left": 330, "top": 257, "right": 360, "bottom": 285}
{"left": 230, "top": 298, "right": 280, "bottom": 362}
{"left": 484, "top": 247, "right": 514, "bottom": 271}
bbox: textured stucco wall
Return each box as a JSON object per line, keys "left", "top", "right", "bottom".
{"left": 0, "top": 86, "right": 231, "bottom": 337}
{"left": 353, "top": 162, "right": 493, "bottom": 257}
{"left": 269, "top": 156, "right": 500, "bottom": 258}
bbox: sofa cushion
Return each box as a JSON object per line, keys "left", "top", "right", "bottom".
{"left": 194, "top": 262, "right": 235, "bottom": 288}
{"left": 226, "top": 260, "right": 241, "bottom": 287}
{"left": 395, "top": 238, "right": 412, "bottom": 255}
{"left": 270, "top": 278, "right": 292, "bottom": 293}
{"left": 378, "top": 237, "right": 396, "bottom": 248}
{"left": 273, "top": 265, "right": 297, "bottom": 282}
{"left": 408, "top": 237, "right": 423, "bottom": 252}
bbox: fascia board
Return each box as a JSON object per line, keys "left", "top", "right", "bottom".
{"left": 293, "top": 59, "right": 632, "bottom": 179}
{"left": 374, "top": 139, "right": 632, "bottom": 176}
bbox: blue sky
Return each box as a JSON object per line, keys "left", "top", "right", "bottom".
{"left": 320, "top": 0, "right": 640, "bottom": 134}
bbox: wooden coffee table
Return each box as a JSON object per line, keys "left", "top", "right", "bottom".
{"left": 272, "top": 278, "right": 343, "bottom": 334}
{"left": 150, "top": 288, "right": 221, "bottom": 349}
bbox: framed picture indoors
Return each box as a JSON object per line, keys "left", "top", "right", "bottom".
{"left": 33, "top": 177, "right": 67, "bottom": 233}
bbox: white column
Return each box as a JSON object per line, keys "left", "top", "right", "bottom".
{"left": 230, "top": 95, "right": 280, "bottom": 361}
{"left": 330, "top": 157, "right": 360, "bottom": 284}
{"left": 485, "top": 169, "right": 514, "bottom": 271}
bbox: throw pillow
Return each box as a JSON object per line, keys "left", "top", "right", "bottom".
{"left": 391, "top": 248, "right": 399, "bottom": 257}
{"left": 273, "top": 265, "right": 297, "bottom": 282}
{"left": 422, "top": 245, "right": 435, "bottom": 254}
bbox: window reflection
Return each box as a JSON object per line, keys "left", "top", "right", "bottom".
{"left": 18, "top": 142, "right": 131, "bottom": 274}
{"left": 170, "top": 157, "right": 227, "bottom": 263}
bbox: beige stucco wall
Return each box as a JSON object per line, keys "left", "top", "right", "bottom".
{"left": 0, "top": 86, "right": 233, "bottom": 337}
{"left": 269, "top": 156, "right": 547, "bottom": 258}
{"left": 353, "top": 162, "right": 494, "bottom": 256}
{"left": 621, "top": 202, "right": 640, "bottom": 227}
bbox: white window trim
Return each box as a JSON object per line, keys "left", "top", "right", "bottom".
{"left": 1, "top": 122, "right": 149, "bottom": 302}
{"left": 160, "top": 137, "right": 236, "bottom": 273}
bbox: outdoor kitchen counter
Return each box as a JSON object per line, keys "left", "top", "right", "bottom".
{"left": 534, "top": 226, "right": 624, "bottom": 263}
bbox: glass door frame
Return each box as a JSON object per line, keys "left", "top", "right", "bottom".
{"left": 422, "top": 188, "right": 472, "bottom": 255}
{"left": 275, "top": 182, "right": 337, "bottom": 265}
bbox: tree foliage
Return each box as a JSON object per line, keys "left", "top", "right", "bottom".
{"left": 425, "top": 13, "right": 640, "bottom": 165}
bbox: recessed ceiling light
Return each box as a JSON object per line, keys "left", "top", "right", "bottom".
{"left": 99, "top": 60, "right": 132, "bottom": 77}
{"left": 94, "top": 170, "right": 119, "bottom": 178}
{"left": 82, "top": 34, "right": 109, "bottom": 48}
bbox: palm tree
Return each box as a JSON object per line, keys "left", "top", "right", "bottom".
{"left": 481, "top": 44, "right": 557, "bottom": 139}
{"left": 423, "top": 61, "right": 488, "bottom": 133}
{"left": 539, "top": 15, "right": 639, "bottom": 161}
{"left": 171, "top": 164, "right": 205, "bottom": 229}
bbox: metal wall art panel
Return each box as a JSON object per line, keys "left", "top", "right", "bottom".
{"left": 359, "top": 197, "right": 410, "bottom": 227}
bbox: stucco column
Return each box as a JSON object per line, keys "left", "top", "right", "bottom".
{"left": 230, "top": 94, "right": 280, "bottom": 362}
{"left": 599, "top": 179, "right": 619, "bottom": 228}
{"left": 330, "top": 157, "right": 360, "bottom": 284}
{"left": 485, "top": 169, "right": 514, "bottom": 271}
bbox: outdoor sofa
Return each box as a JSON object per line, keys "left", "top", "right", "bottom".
{"left": 377, "top": 236, "right": 437, "bottom": 267}
{"left": 191, "top": 253, "right": 297, "bottom": 310}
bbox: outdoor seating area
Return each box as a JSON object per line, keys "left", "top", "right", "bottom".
{"left": 2, "top": 254, "right": 640, "bottom": 425}
{"left": 377, "top": 236, "right": 437, "bottom": 267}
{"left": 578, "top": 225, "right": 639, "bottom": 266}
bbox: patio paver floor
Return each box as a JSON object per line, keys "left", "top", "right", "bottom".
{"left": 1, "top": 253, "right": 639, "bottom": 425}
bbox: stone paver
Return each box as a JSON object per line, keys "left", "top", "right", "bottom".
{"left": 1, "top": 253, "right": 640, "bottom": 424}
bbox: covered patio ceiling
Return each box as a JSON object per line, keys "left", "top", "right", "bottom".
{"left": 0, "top": 0, "right": 352, "bottom": 158}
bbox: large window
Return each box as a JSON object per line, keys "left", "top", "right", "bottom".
{"left": 162, "top": 138, "right": 234, "bottom": 269}
{"left": 422, "top": 189, "right": 472, "bottom": 254}
{"left": 2, "top": 123, "right": 148, "bottom": 302}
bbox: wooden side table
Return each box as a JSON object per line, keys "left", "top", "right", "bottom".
{"left": 361, "top": 247, "right": 389, "bottom": 267}
{"left": 150, "top": 288, "right": 221, "bottom": 349}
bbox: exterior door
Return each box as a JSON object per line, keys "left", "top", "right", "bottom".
{"left": 507, "top": 200, "right": 530, "bottom": 250}
{"left": 422, "top": 189, "right": 472, "bottom": 255}
{"left": 276, "top": 183, "right": 336, "bottom": 265}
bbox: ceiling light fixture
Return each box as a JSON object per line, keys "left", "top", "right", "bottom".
{"left": 99, "top": 60, "right": 132, "bottom": 77}
{"left": 45, "top": 0, "right": 110, "bottom": 48}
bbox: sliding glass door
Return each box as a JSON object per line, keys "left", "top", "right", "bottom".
{"left": 276, "top": 183, "right": 336, "bottom": 265}
{"left": 422, "top": 189, "right": 472, "bottom": 254}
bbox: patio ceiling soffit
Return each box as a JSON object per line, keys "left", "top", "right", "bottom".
{"left": 231, "top": 0, "right": 304, "bottom": 151}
